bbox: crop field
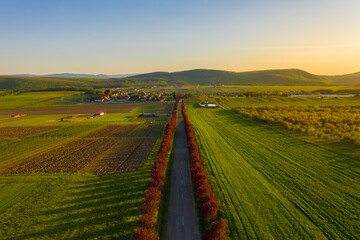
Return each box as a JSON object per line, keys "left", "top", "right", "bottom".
{"left": 0, "top": 138, "right": 157, "bottom": 175}
{"left": 147, "top": 85, "right": 360, "bottom": 94}
{"left": 216, "top": 96, "right": 360, "bottom": 108}
{"left": 84, "top": 124, "right": 139, "bottom": 138}
{"left": 0, "top": 101, "right": 162, "bottom": 116}
{"left": 0, "top": 103, "right": 168, "bottom": 239}
{"left": 0, "top": 126, "right": 59, "bottom": 138}
{"left": 0, "top": 91, "right": 84, "bottom": 110}
{"left": 136, "top": 124, "right": 164, "bottom": 137}
{"left": 186, "top": 104, "right": 360, "bottom": 239}
{"left": 0, "top": 155, "right": 159, "bottom": 239}
{"left": 235, "top": 105, "right": 360, "bottom": 146}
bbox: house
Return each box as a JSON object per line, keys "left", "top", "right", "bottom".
{"left": 94, "top": 110, "right": 105, "bottom": 116}
{"left": 116, "top": 96, "right": 130, "bottom": 101}
{"left": 140, "top": 113, "right": 156, "bottom": 117}
{"left": 200, "top": 101, "right": 218, "bottom": 108}
{"left": 94, "top": 97, "right": 104, "bottom": 102}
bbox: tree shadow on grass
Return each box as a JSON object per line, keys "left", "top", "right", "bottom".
{"left": 214, "top": 108, "right": 359, "bottom": 169}
{"left": 9, "top": 171, "right": 149, "bottom": 240}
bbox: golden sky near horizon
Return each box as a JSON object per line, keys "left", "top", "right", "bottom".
{"left": 0, "top": 0, "right": 359, "bottom": 75}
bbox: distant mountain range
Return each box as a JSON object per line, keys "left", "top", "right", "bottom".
{"left": 0, "top": 69, "right": 359, "bottom": 90}
{"left": 6, "top": 73, "right": 138, "bottom": 79}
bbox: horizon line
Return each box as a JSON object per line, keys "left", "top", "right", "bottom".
{"left": 1, "top": 67, "right": 359, "bottom": 77}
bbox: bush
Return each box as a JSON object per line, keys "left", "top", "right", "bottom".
{"left": 202, "top": 218, "right": 228, "bottom": 240}
{"left": 182, "top": 100, "right": 227, "bottom": 236}
{"left": 133, "top": 227, "right": 159, "bottom": 240}
{"left": 135, "top": 100, "right": 178, "bottom": 237}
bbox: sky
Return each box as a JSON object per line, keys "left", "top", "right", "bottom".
{"left": 0, "top": 0, "right": 359, "bottom": 75}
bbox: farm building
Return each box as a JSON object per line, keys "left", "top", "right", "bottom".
{"left": 140, "top": 113, "right": 156, "bottom": 117}
{"left": 94, "top": 110, "right": 105, "bottom": 116}
{"left": 11, "top": 114, "right": 27, "bottom": 118}
{"left": 199, "top": 100, "right": 218, "bottom": 108}
{"left": 93, "top": 97, "right": 104, "bottom": 102}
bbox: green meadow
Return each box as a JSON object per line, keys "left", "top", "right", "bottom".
{"left": 0, "top": 104, "right": 166, "bottom": 239}
{"left": 0, "top": 91, "right": 86, "bottom": 110}
{"left": 186, "top": 103, "right": 360, "bottom": 239}
{"left": 0, "top": 153, "right": 158, "bottom": 239}
{"left": 216, "top": 96, "right": 360, "bottom": 108}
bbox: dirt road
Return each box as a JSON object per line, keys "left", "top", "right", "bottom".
{"left": 166, "top": 100, "right": 200, "bottom": 240}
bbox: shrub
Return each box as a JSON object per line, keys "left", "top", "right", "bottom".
{"left": 182, "top": 100, "right": 226, "bottom": 234}
{"left": 202, "top": 218, "right": 228, "bottom": 240}
{"left": 135, "top": 100, "right": 178, "bottom": 237}
{"left": 133, "top": 227, "right": 159, "bottom": 240}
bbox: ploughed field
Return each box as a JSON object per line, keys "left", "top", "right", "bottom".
{"left": 186, "top": 104, "right": 360, "bottom": 239}
{"left": 0, "top": 126, "right": 60, "bottom": 138}
{"left": 0, "top": 101, "right": 161, "bottom": 115}
{"left": 0, "top": 102, "right": 170, "bottom": 239}
{"left": 0, "top": 124, "right": 162, "bottom": 175}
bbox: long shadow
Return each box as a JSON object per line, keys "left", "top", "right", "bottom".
{"left": 213, "top": 108, "right": 359, "bottom": 169}
{"left": 10, "top": 172, "right": 149, "bottom": 240}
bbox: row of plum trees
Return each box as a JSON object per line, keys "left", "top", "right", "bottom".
{"left": 182, "top": 100, "right": 228, "bottom": 240}
{"left": 235, "top": 105, "right": 360, "bottom": 146}
{"left": 134, "top": 100, "right": 179, "bottom": 240}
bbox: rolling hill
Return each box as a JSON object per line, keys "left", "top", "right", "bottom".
{"left": 1, "top": 69, "right": 359, "bottom": 90}
{"left": 323, "top": 72, "right": 360, "bottom": 85}
{"left": 132, "top": 69, "right": 332, "bottom": 85}
{"left": 0, "top": 76, "right": 167, "bottom": 90}
{"left": 7, "top": 73, "right": 137, "bottom": 78}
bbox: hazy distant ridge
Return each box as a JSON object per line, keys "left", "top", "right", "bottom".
{"left": 132, "top": 69, "right": 332, "bottom": 85}
{"left": 7, "top": 73, "right": 138, "bottom": 79}
{"left": 1, "top": 69, "right": 359, "bottom": 90}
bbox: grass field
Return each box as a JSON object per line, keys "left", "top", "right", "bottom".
{"left": 0, "top": 103, "right": 169, "bottom": 239}
{"left": 0, "top": 91, "right": 86, "bottom": 109}
{"left": 216, "top": 96, "right": 360, "bottom": 108}
{"left": 0, "top": 155, "right": 158, "bottom": 239}
{"left": 144, "top": 85, "right": 360, "bottom": 95}
{"left": 186, "top": 104, "right": 360, "bottom": 239}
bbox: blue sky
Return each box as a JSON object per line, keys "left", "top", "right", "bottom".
{"left": 0, "top": 0, "right": 359, "bottom": 75}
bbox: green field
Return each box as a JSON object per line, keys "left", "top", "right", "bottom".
{"left": 0, "top": 103, "right": 168, "bottom": 239}
{"left": 0, "top": 91, "right": 86, "bottom": 109}
{"left": 0, "top": 161, "right": 156, "bottom": 239}
{"left": 216, "top": 96, "right": 360, "bottom": 108}
{"left": 186, "top": 104, "right": 360, "bottom": 239}
{"left": 144, "top": 85, "right": 360, "bottom": 95}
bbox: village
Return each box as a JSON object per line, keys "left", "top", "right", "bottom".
{"left": 86, "top": 88, "right": 175, "bottom": 103}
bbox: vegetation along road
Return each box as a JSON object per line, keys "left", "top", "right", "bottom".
{"left": 167, "top": 100, "right": 200, "bottom": 240}
{"left": 186, "top": 104, "right": 360, "bottom": 240}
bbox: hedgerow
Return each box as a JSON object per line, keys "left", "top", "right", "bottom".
{"left": 134, "top": 100, "right": 178, "bottom": 240}
{"left": 181, "top": 100, "right": 227, "bottom": 240}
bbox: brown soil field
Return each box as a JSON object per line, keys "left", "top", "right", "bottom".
{"left": 83, "top": 138, "right": 157, "bottom": 174}
{"left": 84, "top": 124, "right": 139, "bottom": 138}
{"left": 0, "top": 126, "right": 59, "bottom": 138}
{"left": 136, "top": 124, "right": 164, "bottom": 137}
{"left": 0, "top": 102, "right": 161, "bottom": 115}
{"left": 0, "top": 138, "right": 156, "bottom": 175}
{"left": 39, "top": 125, "right": 101, "bottom": 138}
